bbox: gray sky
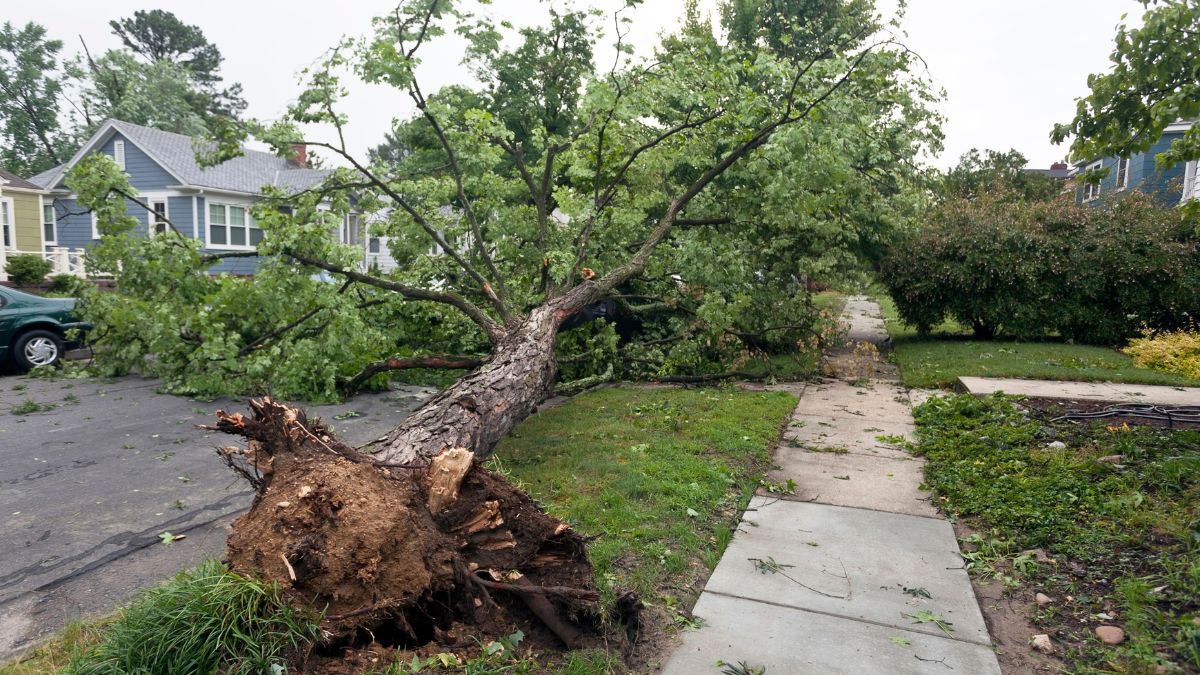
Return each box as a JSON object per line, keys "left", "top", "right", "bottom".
{"left": 12, "top": 0, "right": 1145, "bottom": 169}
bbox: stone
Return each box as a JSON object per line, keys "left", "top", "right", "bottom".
{"left": 1022, "top": 548, "right": 1053, "bottom": 564}
{"left": 1046, "top": 441, "right": 1066, "bottom": 450}
{"left": 1097, "top": 455, "right": 1123, "bottom": 464}
{"left": 1095, "top": 626, "right": 1125, "bottom": 645}
{"left": 1031, "top": 634, "right": 1054, "bottom": 654}
{"left": 1035, "top": 593, "right": 1053, "bottom": 606}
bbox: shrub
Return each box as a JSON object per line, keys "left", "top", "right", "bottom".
{"left": 48, "top": 273, "right": 84, "bottom": 295}
{"left": 4, "top": 254, "right": 53, "bottom": 286}
{"left": 880, "top": 191, "right": 1200, "bottom": 343}
{"left": 65, "top": 560, "right": 317, "bottom": 674}
{"left": 1123, "top": 328, "right": 1200, "bottom": 379}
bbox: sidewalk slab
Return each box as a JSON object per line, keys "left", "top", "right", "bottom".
{"left": 662, "top": 592, "right": 1002, "bottom": 675}
{"left": 785, "top": 414, "right": 912, "bottom": 458}
{"left": 958, "top": 376, "right": 1200, "bottom": 406}
{"left": 796, "top": 380, "right": 914, "bottom": 424}
{"left": 707, "top": 498, "right": 990, "bottom": 645}
{"left": 768, "top": 452, "right": 936, "bottom": 518}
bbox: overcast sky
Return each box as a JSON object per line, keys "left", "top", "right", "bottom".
{"left": 11, "top": 0, "right": 1145, "bottom": 169}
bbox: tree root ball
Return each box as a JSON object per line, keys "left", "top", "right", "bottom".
{"left": 214, "top": 399, "right": 613, "bottom": 665}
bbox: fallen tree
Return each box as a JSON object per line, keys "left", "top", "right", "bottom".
{"left": 71, "top": 0, "right": 940, "bottom": 664}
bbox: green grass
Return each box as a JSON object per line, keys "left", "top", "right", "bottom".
{"left": 492, "top": 386, "right": 797, "bottom": 608}
{"left": 874, "top": 293, "right": 1200, "bottom": 389}
{"left": 21, "top": 561, "right": 318, "bottom": 675}
{"left": 913, "top": 394, "right": 1200, "bottom": 671}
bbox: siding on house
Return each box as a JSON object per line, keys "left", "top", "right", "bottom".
{"left": 5, "top": 191, "right": 44, "bottom": 251}
{"left": 1077, "top": 130, "right": 1188, "bottom": 206}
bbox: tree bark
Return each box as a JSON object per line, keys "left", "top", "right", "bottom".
{"left": 376, "top": 288, "right": 593, "bottom": 465}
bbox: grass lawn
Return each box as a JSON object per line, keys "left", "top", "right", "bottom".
{"left": 912, "top": 394, "right": 1200, "bottom": 671}
{"left": 3, "top": 385, "right": 797, "bottom": 674}
{"left": 874, "top": 293, "right": 1200, "bottom": 389}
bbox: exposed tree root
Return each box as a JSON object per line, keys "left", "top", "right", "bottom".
{"left": 209, "top": 398, "right": 619, "bottom": 666}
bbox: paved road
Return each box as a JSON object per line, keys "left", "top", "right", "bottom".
{"left": 0, "top": 374, "right": 434, "bottom": 659}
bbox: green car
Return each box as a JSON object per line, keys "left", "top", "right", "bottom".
{"left": 0, "top": 286, "right": 91, "bottom": 371}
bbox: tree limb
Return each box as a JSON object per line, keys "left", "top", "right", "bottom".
{"left": 340, "top": 354, "right": 486, "bottom": 394}
{"left": 285, "top": 251, "right": 505, "bottom": 343}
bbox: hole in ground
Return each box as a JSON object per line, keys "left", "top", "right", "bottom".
{"left": 314, "top": 592, "right": 457, "bottom": 656}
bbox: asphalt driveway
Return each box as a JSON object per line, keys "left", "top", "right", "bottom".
{"left": 0, "top": 374, "right": 433, "bottom": 659}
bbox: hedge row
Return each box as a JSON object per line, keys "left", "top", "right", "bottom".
{"left": 880, "top": 192, "right": 1200, "bottom": 344}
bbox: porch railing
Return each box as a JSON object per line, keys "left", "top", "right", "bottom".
{"left": 0, "top": 246, "right": 90, "bottom": 283}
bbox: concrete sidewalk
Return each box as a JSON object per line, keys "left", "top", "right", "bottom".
{"left": 959, "top": 376, "right": 1200, "bottom": 406}
{"left": 662, "top": 297, "right": 1000, "bottom": 674}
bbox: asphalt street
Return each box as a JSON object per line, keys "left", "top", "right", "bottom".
{"left": 0, "top": 374, "right": 433, "bottom": 659}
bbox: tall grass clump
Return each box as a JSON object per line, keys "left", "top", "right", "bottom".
{"left": 66, "top": 560, "right": 317, "bottom": 674}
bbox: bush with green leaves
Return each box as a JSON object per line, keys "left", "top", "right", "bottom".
{"left": 881, "top": 191, "right": 1200, "bottom": 343}
{"left": 3, "top": 253, "right": 53, "bottom": 286}
{"left": 65, "top": 560, "right": 318, "bottom": 674}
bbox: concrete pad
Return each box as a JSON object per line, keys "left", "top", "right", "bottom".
{"left": 768, "top": 451, "right": 937, "bottom": 518}
{"left": 710, "top": 498, "right": 989, "bottom": 645}
{"left": 785, "top": 414, "right": 912, "bottom": 458}
{"left": 661, "top": 592, "right": 1001, "bottom": 675}
{"left": 797, "top": 380, "right": 914, "bottom": 424}
{"left": 958, "top": 376, "right": 1200, "bottom": 406}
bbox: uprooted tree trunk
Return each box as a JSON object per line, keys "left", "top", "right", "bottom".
{"left": 211, "top": 288, "right": 632, "bottom": 664}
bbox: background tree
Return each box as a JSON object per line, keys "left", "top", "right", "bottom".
{"left": 1051, "top": 0, "right": 1200, "bottom": 168}
{"left": 0, "top": 21, "right": 68, "bottom": 175}
{"left": 109, "top": 9, "right": 247, "bottom": 120}
{"left": 941, "top": 148, "right": 1060, "bottom": 202}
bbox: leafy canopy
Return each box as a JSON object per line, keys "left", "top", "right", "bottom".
{"left": 1052, "top": 0, "right": 1200, "bottom": 168}
{"left": 72, "top": 0, "right": 941, "bottom": 400}
{"left": 0, "top": 21, "right": 68, "bottom": 174}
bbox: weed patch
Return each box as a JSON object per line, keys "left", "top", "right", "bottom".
{"left": 913, "top": 393, "right": 1200, "bottom": 671}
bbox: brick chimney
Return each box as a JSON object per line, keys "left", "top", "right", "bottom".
{"left": 290, "top": 143, "right": 308, "bottom": 168}
{"left": 1050, "top": 161, "right": 1068, "bottom": 171}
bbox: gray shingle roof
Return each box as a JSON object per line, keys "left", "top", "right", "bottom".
{"left": 30, "top": 119, "right": 329, "bottom": 195}
{"left": 0, "top": 167, "right": 45, "bottom": 191}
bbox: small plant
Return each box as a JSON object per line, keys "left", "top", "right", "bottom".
{"left": 62, "top": 393, "right": 80, "bottom": 405}
{"left": 11, "top": 398, "right": 45, "bottom": 415}
{"left": 4, "top": 254, "right": 53, "bottom": 286}
{"left": 1123, "top": 328, "right": 1200, "bottom": 380}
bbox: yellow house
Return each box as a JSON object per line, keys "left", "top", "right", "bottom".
{"left": 0, "top": 167, "right": 52, "bottom": 254}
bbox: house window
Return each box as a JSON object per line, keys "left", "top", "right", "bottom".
{"left": 1082, "top": 161, "right": 1104, "bottom": 202}
{"left": 149, "top": 198, "right": 169, "bottom": 235}
{"left": 42, "top": 202, "right": 56, "bottom": 244}
{"left": 1116, "top": 158, "right": 1130, "bottom": 190}
{"left": 0, "top": 198, "right": 13, "bottom": 249}
{"left": 113, "top": 140, "right": 126, "bottom": 170}
{"left": 343, "top": 213, "right": 360, "bottom": 246}
{"left": 208, "top": 202, "right": 261, "bottom": 249}
{"left": 368, "top": 237, "right": 381, "bottom": 253}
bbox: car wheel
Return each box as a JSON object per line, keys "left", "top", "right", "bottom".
{"left": 13, "top": 330, "right": 64, "bottom": 371}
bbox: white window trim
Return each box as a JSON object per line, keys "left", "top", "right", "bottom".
{"left": 1184, "top": 160, "right": 1199, "bottom": 203}
{"left": 40, "top": 196, "right": 56, "bottom": 246}
{"left": 91, "top": 210, "right": 99, "bottom": 239}
{"left": 113, "top": 139, "right": 126, "bottom": 170}
{"left": 1115, "top": 157, "right": 1131, "bottom": 191}
{"left": 0, "top": 197, "right": 15, "bottom": 250}
{"left": 142, "top": 193, "right": 171, "bottom": 236}
{"left": 1082, "top": 160, "right": 1104, "bottom": 202}
{"left": 205, "top": 199, "right": 260, "bottom": 251}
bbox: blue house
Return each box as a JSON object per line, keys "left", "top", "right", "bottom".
{"left": 1074, "top": 121, "right": 1197, "bottom": 206}
{"left": 29, "top": 120, "right": 358, "bottom": 274}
